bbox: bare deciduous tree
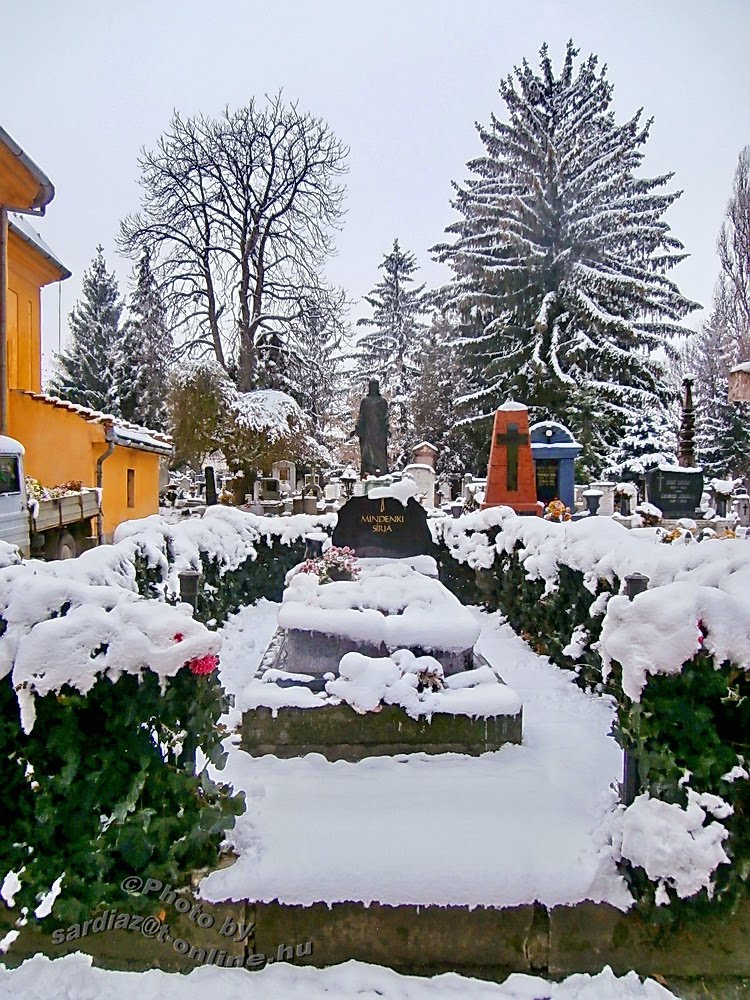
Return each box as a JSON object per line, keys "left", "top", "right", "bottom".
{"left": 717, "top": 146, "right": 750, "bottom": 357}
{"left": 119, "top": 94, "right": 348, "bottom": 391}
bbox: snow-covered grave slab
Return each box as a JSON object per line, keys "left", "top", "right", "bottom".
{"left": 240, "top": 559, "right": 523, "bottom": 757}
{"left": 202, "top": 604, "right": 627, "bottom": 910}
{"left": 273, "top": 558, "right": 482, "bottom": 678}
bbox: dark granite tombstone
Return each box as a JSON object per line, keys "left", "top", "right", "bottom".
{"left": 256, "top": 477, "right": 281, "bottom": 501}
{"left": 645, "top": 466, "right": 704, "bottom": 518}
{"left": 332, "top": 495, "right": 434, "bottom": 558}
{"left": 204, "top": 466, "right": 218, "bottom": 506}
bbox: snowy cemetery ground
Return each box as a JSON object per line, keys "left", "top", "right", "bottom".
{"left": 201, "top": 599, "right": 628, "bottom": 911}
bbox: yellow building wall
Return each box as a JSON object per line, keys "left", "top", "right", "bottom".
{"left": 8, "top": 391, "right": 163, "bottom": 540}
{"left": 6, "top": 230, "right": 55, "bottom": 394}
{"left": 9, "top": 390, "right": 101, "bottom": 484}
{"left": 100, "top": 445, "right": 161, "bottom": 539}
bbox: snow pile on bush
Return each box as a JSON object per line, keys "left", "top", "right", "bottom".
{"left": 0, "top": 562, "right": 220, "bottom": 732}
{"left": 436, "top": 506, "right": 512, "bottom": 570}
{"left": 0, "top": 507, "right": 338, "bottom": 730}
{"left": 0, "top": 540, "right": 21, "bottom": 569}
{"left": 278, "top": 560, "right": 480, "bottom": 652}
{"left": 599, "top": 583, "right": 750, "bottom": 701}
{"left": 327, "top": 649, "right": 521, "bottom": 719}
{"left": 616, "top": 789, "right": 732, "bottom": 902}
{"left": 437, "top": 509, "right": 750, "bottom": 689}
{"left": 13, "top": 600, "right": 218, "bottom": 734}
{"left": 114, "top": 506, "right": 335, "bottom": 594}
{"left": 436, "top": 507, "right": 750, "bottom": 598}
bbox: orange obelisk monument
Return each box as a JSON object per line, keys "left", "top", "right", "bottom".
{"left": 481, "top": 401, "right": 541, "bottom": 515}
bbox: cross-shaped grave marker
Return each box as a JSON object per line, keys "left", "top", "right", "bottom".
{"left": 481, "top": 401, "right": 540, "bottom": 515}
{"left": 495, "top": 422, "right": 528, "bottom": 492}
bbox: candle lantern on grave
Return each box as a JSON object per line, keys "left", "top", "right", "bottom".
{"left": 340, "top": 466, "right": 358, "bottom": 499}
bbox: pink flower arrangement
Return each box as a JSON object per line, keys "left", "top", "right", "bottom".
{"left": 187, "top": 654, "right": 219, "bottom": 676}
{"left": 298, "top": 545, "right": 360, "bottom": 583}
{"left": 173, "top": 632, "right": 219, "bottom": 676}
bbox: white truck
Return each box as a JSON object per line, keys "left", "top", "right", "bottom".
{"left": 0, "top": 436, "right": 101, "bottom": 560}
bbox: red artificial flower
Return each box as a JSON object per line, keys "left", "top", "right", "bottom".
{"left": 697, "top": 619, "right": 708, "bottom": 646}
{"left": 173, "top": 632, "right": 185, "bottom": 643}
{"left": 187, "top": 653, "right": 219, "bottom": 676}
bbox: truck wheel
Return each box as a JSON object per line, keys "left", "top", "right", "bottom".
{"left": 57, "top": 531, "right": 78, "bottom": 560}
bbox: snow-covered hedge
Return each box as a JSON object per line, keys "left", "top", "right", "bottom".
{"left": 0, "top": 523, "right": 262, "bottom": 929}
{"left": 114, "top": 507, "right": 336, "bottom": 624}
{"left": 434, "top": 509, "right": 750, "bottom": 917}
{"left": 0, "top": 508, "right": 337, "bottom": 928}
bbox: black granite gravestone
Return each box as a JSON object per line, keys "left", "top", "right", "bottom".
{"left": 204, "top": 466, "right": 218, "bottom": 506}
{"left": 645, "top": 466, "right": 704, "bottom": 518}
{"left": 332, "top": 495, "right": 434, "bottom": 558}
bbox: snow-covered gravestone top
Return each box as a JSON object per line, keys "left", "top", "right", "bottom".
{"left": 590, "top": 481, "right": 616, "bottom": 517}
{"left": 331, "top": 478, "right": 435, "bottom": 558}
{"left": 411, "top": 441, "right": 438, "bottom": 470}
{"left": 728, "top": 363, "right": 750, "bottom": 403}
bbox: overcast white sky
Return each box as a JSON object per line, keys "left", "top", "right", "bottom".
{"left": 2, "top": 0, "right": 749, "bottom": 373}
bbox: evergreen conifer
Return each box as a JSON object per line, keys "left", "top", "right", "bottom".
{"left": 356, "top": 240, "right": 427, "bottom": 466}
{"left": 114, "top": 250, "right": 173, "bottom": 431}
{"left": 433, "top": 41, "right": 698, "bottom": 475}
{"left": 50, "top": 246, "right": 122, "bottom": 414}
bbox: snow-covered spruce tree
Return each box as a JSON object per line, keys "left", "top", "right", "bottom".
{"left": 356, "top": 240, "right": 428, "bottom": 467}
{"left": 688, "top": 148, "right": 750, "bottom": 479}
{"left": 433, "top": 41, "right": 698, "bottom": 475}
{"left": 112, "top": 249, "right": 173, "bottom": 431}
{"left": 605, "top": 407, "right": 677, "bottom": 481}
{"left": 411, "top": 314, "right": 469, "bottom": 481}
{"left": 49, "top": 246, "right": 123, "bottom": 413}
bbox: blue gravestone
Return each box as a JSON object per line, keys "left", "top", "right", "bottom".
{"left": 529, "top": 421, "right": 582, "bottom": 511}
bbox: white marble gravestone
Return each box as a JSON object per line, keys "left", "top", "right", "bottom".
{"left": 590, "top": 481, "right": 616, "bottom": 516}
{"left": 324, "top": 481, "right": 342, "bottom": 502}
{"left": 402, "top": 464, "right": 436, "bottom": 507}
{"left": 272, "top": 460, "right": 296, "bottom": 494}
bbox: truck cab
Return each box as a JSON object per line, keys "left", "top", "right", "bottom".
{"left": 0, "top": 435, "right": 102, "bottom": 560}
{"left": 0, "top": 436, "right": 30, "bottom": 557}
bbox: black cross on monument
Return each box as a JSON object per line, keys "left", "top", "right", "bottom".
{"left": 496, "top": 423, "right": 528, "bottom": 492}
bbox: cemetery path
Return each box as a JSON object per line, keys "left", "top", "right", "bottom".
{"left": 201, "top": 605, "right": 631, "bottom": 911}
